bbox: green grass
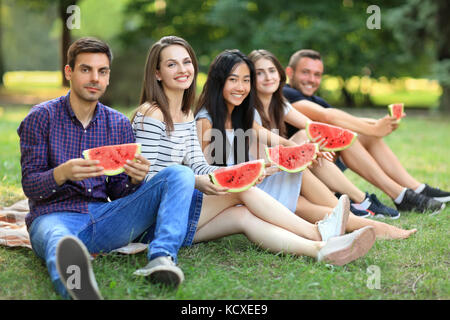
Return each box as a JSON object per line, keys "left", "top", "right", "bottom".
{"left": 0, "top": 105, "right": 449, "bottom": 300}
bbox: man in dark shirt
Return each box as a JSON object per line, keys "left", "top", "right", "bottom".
{"left": 17, "top": 37, "right": 196, "bottom": 299}
{"left": 282, "top": 49, "right": 447, "bottom": 215}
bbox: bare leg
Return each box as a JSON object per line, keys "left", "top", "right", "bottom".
{"left": 199, "top": 187, "right": 322, "bottom": 241}
{"left": 300, "top": 169, "right": 338, "bottom": 208}
{"left": 291, "top": 130, "right": 366, "bottom": 203}
{"left": 358, "top": 135, "right": 421, "bottom": 190}
{"left": 310, "top": 159, "right": 366, "bottom": 203}
{"left": 290, "top": 129, "right": 308, "bottom": 144}
{"left": 194, "top": 206, "right": 323, "bottom": 258}
{"left": 295, "top": 196, "right": 333, "bottom": 222}
{"left": 340, "top": 139, "right": 404, "bottom": 199}
{"left": 295, "top": 198, "right": 417, "bottom": 240}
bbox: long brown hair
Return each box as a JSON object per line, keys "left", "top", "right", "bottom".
{"left": 132, "top": 36, "right": 198, "bottom": 132}
{"left": 248, "top": 49, "right": 287, "bottom": 138}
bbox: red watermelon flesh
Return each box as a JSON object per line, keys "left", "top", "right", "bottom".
{"left": 209, "top": 159, "right": 265, "bottom": 192}
{"left": 82, "top": 143, "right": 141, "bottom": 176}
{"left": 306, "top": 121, "right": 357, "bottom": 152}
{"left": 265, "top": 143, "right": 318, "bottom": 173}
{"left": 388, "top": 103, "right": 404, "bottom": 121}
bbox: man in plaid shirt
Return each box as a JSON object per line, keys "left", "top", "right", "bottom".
{"left": 17, "top": 37, "right": 196, "bottom": 300}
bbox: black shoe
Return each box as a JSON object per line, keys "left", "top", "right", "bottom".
{"left": 395, "top": 189, "right": 445, "bottom": 215}
{"left": 366, "top": 193, "right": 400, "bottom": 219}
{"left": 349, "top": 204, "right": 371, "bottom": 218}
{"left": 56, "top": 236, "right": 103, "bottom": 300}
{"left": 419, "top": 184, "right": 450, "bottom": 203}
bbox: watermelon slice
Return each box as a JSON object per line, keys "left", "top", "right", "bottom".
{"left": 82, "top": 143, "right": 141, "bottom": 176}
{"left": 306, "top": 121, "right": 357, "bottom": 152}
{"left": 209, "top": 159, "right": 265, "bottom": 192}
{"left": 388, "top": 103, "right": 405, "bottom": 122}
{"left": 265, "top": 143, "right": 318, "bottom": 173}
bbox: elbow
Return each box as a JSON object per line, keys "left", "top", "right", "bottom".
{"left": 321, "top": 111, "right": 334, "bottom": 124}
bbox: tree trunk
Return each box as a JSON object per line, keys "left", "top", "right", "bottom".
{"left": 59, "top": 0, "right": 77, "bottom": 87}
{"left": 0, "top": 0, "right": 4, "bottom": 86}
{"left": 436, "top": 0, "right": 450, "bottom": 113}
{"left": 341, "top": 85, "right": 355, "bottom": 108}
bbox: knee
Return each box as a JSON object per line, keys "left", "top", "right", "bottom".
{"left": 29, "top": 216, "right": 73, "bottom": 258}
{"left": 161, "top": 165, "right": 195, "bottom": 187}
{"left": 232, "top": 207, "right": 254, "bottom": 232}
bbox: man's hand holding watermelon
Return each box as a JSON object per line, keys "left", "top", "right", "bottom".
{"left": 53, "top": 154, "right": 150, "bottom": 186}
{"left": 123, "top": 154, "right": 151, "bottom": 185}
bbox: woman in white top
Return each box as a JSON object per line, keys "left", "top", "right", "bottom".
{"left": 131, "top": 36, "right": 376, "bottom": 267}
{"left": 247, "top": 49, "right": 416, "bottom": 240}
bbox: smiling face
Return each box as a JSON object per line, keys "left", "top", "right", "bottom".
{"left": 222, "top": 62, "right": 251, "bottom": 110}
{"left": 290, "top": 57, "right": 323, "bottom": 96}
{"left": 156, "top": 44, "right": 195, "bottom": 92}
{"left": 254, "top": 58, "right": 280, "bottom": 96}
{"left": 65, "top": 52, "right": 110, "bottom": 103}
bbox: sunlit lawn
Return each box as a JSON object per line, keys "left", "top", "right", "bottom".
{"left": 0, "top": 73, "right": 448, "bottom": 300}
{"left": 0, "top": 102, "right": 449, "bottom": 300}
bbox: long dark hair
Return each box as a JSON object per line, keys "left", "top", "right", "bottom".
{"left": 131, "top": 36, "right": 198, "bottom": 132}
{"left": 194, "top": 49, "right": 256, "bottom": 166}
{"left": 248, "top": 49, "right": 287, "bottom": 138}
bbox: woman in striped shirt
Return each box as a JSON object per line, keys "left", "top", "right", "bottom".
{"left": 130, "top": 36, "right": 376, "bottom": 267}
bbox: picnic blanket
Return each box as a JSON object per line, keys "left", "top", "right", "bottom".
{"left": 0, "top": 199, "right": 147, "bottom": 255}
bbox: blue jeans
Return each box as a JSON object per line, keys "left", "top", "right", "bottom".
{"left": 28, "top": 165, "right": 195, "bottom": 299}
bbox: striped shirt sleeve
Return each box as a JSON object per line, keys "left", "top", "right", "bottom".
{"left": 183, "top": 122, "right": 218, "bottom": 175}
{"left": 132, "top": 113, "right": 218, "bottom": 180}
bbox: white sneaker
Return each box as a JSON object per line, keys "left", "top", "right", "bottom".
{"left": 317, "top": 194, "right": 350, "bottom": 242}
{"left": 133, "top": 255, "right": 184, "bottom": 288}
{"left": 317, "top": 226, "right": 376, "bottom": 266}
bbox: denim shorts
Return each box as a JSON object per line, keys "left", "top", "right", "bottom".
{"left": 182, "top": 189, "right": 203, "bottom": 247}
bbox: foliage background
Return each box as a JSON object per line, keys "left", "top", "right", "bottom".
{"left": 0, "top": 0, "right": 449, "bottom": 110}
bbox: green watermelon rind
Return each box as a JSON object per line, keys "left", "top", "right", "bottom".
{"left": 265, "top": 143, "right": 319, "bottom": 173}
{"left": 82, "top": 143, "right": 142, "bottom": 176}
{"left": 209, "top": 159, "right": 265, "bottom": 193}
{"left": 388, "top": 103, "right": 404, "bottom": 123}
{"left": 305, "top": 121, "right": 357, "bottom": 152}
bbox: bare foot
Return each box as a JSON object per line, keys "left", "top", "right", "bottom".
{"left": 376, "top": 226, "right": 417, "bottom": 240}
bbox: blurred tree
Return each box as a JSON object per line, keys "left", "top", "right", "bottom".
{"left": 0, "top": 0, "right": 4, "bottom": 86}
{"left": 386, "top": 0, "right": 450, "bottom": 112}
{"left": 121, "top": 0, "right": 418, "bottom": 107}
{"left": 121, "top": 0, "right": 222, "bottom": 72}
{"left": 119, "top": 0, "right": 446, "bottom": 109}
{"left": 17, "top": 0, "right": 77, "bottom": 87}
{"left": 205, "top": 0, "right": 420, "bottom": 107}
{"left": 59, "top": 0, "right": 78, "bottom": 87}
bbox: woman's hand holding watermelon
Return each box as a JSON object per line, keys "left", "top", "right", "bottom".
{"left": 123, "top": 154, "right": 150, "bottom": 185}
{"left": 195, "top": 174, "right": 230, "bottom": 196}
{"left": 263, "top": 163, "right": 281, "bottom": 177}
